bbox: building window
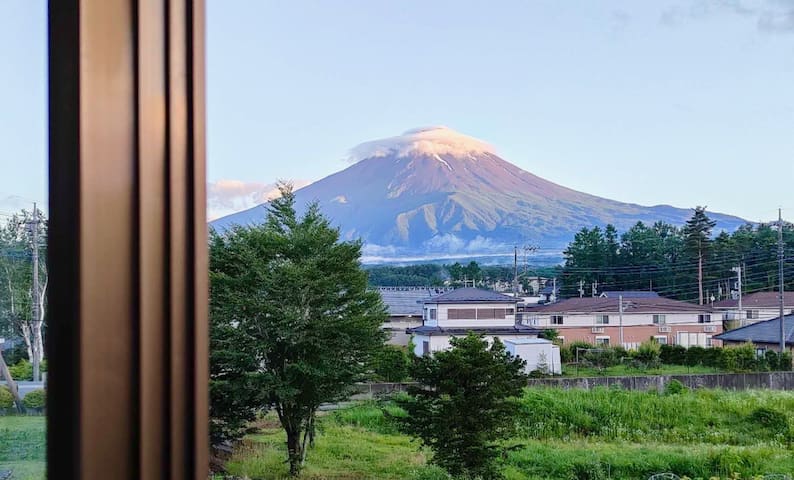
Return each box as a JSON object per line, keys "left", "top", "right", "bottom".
{"left": 422, "top": 341, "right": 430, "bottom": 356}
{"left": 653, "top": 314, "right": 666, "bottom": 325}
{"left": 550, "top": 315, "right": 564, "bottom": 325}
{"left": 595, "top": 336, "right": 610, "bottom": 346}
{"left": 755, "top": 347, "right": 766, "bottom": 358}
{"left": 654, "top": 335, "right": 668, "bottom": 345}
{"left": 448, "top": 308, "right": 477, "bottom": 320}
{"left": 505, "top": 308, "right": 515, "bottom": 315}
{"left": 698, "top": 314, "right": 712, "bottom": 323}
{"left": 747, "top": 310, "right": 759, "bottom": 319}
{"left": 429, "top": 309, "right": 437, "bottom": 320}
{"left": 596, "top": 315, "right": 609, "bottom": 325}
{"left": 476, "top": 308, "right": 506, "bottom": 320}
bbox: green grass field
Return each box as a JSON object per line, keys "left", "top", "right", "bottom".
{"left": 0, "top": 416, "right": 45, "bottom": 480}
{"left": 223, "top": 387, "right": 794, "bottom": 480}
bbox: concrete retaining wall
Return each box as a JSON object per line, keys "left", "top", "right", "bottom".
{"left": 354, "top": 372, "right": 794, "bottom": 398}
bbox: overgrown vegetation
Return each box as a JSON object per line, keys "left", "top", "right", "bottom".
{"left": 556, "top": 341, "right": 792, "bottom": 376}
{"left": 225, "top": 387, "right": 794, "bottom": 479}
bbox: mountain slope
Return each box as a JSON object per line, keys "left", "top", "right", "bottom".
{"left": 211, "top": 127, "right": 747, "bottom": 260}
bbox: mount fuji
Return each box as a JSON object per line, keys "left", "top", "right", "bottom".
{"left": 210, "top": 127, "right": 746, "bottom": 262}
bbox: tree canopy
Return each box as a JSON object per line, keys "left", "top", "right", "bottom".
{"left": 395, "top": 333, "right": 528, "bottom": 479}
{"left": 209, "top": 185, "right": 388, "bottom": 475}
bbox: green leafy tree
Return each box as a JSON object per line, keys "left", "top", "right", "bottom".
{"left": 683, "top": 206, "right": 717, "bottom": 305}
{"left": 394, "top": 333, "right": 528, "bottom": 479}
{"left": 209, "top": 184, "right": 387, "bottom": 475}
{"left": 372, "top": 345, "right": 410, "bottom": 382}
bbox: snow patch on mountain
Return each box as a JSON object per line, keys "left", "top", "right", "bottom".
{"left": 348, "top": 126, "right": 495, "bottom": 163}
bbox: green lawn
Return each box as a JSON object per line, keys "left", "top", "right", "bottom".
{"left": 223, "top": 388, "right": 794, "bottom": 479}
{"left": 0, "top": 416, "right": 45, "bottom": 480}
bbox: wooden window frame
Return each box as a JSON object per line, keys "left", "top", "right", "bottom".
{"left": 48, "top": 1, "right": 209, "bottom": 478}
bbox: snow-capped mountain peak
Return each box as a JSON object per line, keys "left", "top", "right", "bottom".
{"left": 347, "top": 126, "right": 495, "bottom": 163}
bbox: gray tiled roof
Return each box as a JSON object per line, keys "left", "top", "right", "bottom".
{"left": 712, "top": 291, "right": 794, "bottom": 309}
{"left": 376, "top": 287, "right": 453, "bottom": 316}
{"left": 424, "top": 288, "right": 518, "bottom": 304}
{"left": 601, "top": 291, "right": 659, "bottom": 299}
{"left": 715, "top": 314, "right": 794, "bottom": 345}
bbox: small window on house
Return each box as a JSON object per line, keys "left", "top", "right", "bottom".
{"left": 755, "top": 347, "right": 766, "bottom": 358}
{"left": 422, "top": 341, "right": 430, "bottom": 356}
{"left": 429, "top": 309, "right": 437, "bottom": 320}
{"left": 551, "top": 315, "right": 564, "bottom": 325}
{"left": 747, "top": 310, "right": 759, "bottom": 319}
{"left": 653, "top": 314, "right": 666, "bottom": 325}
{"left": 698, "top": 314, "right": 712, "bottom": 323}
{"left": 506, "top": 308, "right": 515, "bottom": 315}
{"left": 596, "top": 314, "right": 609, "bottom": 325}
{"left": 595, "top": 336, "right": 610, "bottom": 346}
{"left": 654, "top": 335, "right": 668, "bottom": 345}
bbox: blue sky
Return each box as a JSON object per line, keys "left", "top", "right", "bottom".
{"left": 2, "top": 1, "right": 793, "bottom": 222}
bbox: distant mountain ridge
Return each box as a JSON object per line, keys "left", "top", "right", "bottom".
{"left": 211, "top": 127, "right": 747, "bottom": 262}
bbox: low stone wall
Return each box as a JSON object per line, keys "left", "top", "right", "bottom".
{"left": 354, "top": 372, "right": 794, "bottom": 397}
{"left": 526, "top": 372, "right": 794, "bottom": 392}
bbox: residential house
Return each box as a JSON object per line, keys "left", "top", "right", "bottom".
{"left": 714, "top": 314, "right": 794, "bottom": 354}
{"left": 406, "top": 287, "right": 542, "bottom": 355}
{"left": 377, "top": 286, "right": 454, "bottom": 346}
{"left": 712, "top": 291, "right": 794, "bottom": 326}
{"left": 524, "top": 294, "right": 721, "bottom": 348}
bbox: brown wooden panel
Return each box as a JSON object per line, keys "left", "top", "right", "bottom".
{"left": 48, "top": 1, "right": 209, "bottom": 478}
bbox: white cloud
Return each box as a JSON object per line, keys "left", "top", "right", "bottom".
{"left": 207, "top": 179, "right": 312, "bottom": 220}
{"left": 347, "top": 126, "right": 496, "bottom": 163}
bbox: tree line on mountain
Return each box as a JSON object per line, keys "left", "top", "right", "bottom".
{"left": 365, "top": 261, "right": 561, "bottom": 291}
{"left": 560, "top": 207, "right": 794, "bottom": 302}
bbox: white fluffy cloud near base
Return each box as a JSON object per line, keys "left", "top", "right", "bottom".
{"left": 207, "top": 179, "right": 312, "bottom": 220}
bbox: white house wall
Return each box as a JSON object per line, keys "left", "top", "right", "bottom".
{"left": 528, "top": 312, "right": 709, "bottom": 328}
{"left": 423, "top": 302, "right": 517, "bottom": 328}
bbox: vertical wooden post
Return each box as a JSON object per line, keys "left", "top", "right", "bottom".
{"left": 48, "top": 1, "right": 208, "bottom": 478}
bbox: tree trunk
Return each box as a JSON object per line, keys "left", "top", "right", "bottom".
{"left": 286, "top": 427, "right": 303, "bottom": 476}
{"left": 21, "top": 323, "right": 33, "bottom": 361}
{"left": 0, "top": 350, "right": 25, "bottom": 413}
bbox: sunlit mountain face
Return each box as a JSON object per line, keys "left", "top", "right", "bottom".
{"left": 211, "top": 127, "right": 746, "bottom": 262}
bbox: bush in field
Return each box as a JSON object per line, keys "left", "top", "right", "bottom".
{"left": 721, "top": 343, "right": 758, "bottom": 372}
{"left": 0, "top": 386, "right": 14, "bottom": 409}
{"left": 8, "top": 359, "right": 33, "bottom": 381}
{"left": 633, "top": 340, "right": 661, "bottom": 368}
{"left": 581, "top": 349, "right": 619, "bottom": 372}
{"left": 372, "top": 345, "right": 411, "bottom": 382}
{"left": 749, "top": 406, "right": 790, "bottom": 436}
{"left": 664, "top": 379, "right": 688, "bottom": 395}
{"left": 660, "top": 344, "right": 686, "bottom": 365}
{"left": 22, "top": 389, "right": 46, "bottom": 409}
{"left": 394, "top": 333, "right": 528, "bottom": 480}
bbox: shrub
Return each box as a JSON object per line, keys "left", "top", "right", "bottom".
{"left": 22, "top": 389, "right": 46, "bottom": 409}
{"left": 634, "top": 340, "right": 661, "bottom": 368}
{"left": 570, "top": 460, "right": 607, "bottom": 480}
{"left": 0, "top": 386, "right": 14, "bottom": 409}
{"left": 660, "top": 344, "right": 686, "bottom": 365}
{"left": 664, "top": 379, "right": 687, "bottom": 395}
{"left": 372, "top": 345, "right": 411, "bottom": 382}
{"left": 581, "top": 349, "right": 619, "bottom": 372}
{"left": 748, "top": 407, "right": 790, "bottom": 435}
{"left": 8, "top": 359, "right": 32, "bottom": 381}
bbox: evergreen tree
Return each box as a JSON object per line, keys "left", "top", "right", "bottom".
{"left": 683, "top": 207, "right": 717, "bottom": 305}
{"left": 394, "top": 333, "right": 528, "bottom": 479}
{"left": 209, "top": 184, "right": 388, "bottom": 475}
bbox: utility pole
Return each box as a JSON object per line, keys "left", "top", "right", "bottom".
{"left": 552, "top": 278, "right": 557, "bottom": 303}
{"left": 578, "top": 280, "right": 585, "bottom": 298}
{"left": 779, "top": 208, "right": 785, "bottom": 353}
{"left": 29, "top": 203, "right": 41, "bottom": 382}
{"left": 618, "top": 294, "right": 624, "bottom": 348}
{"left": 732, "top": 265, "right": 742, "bottom": 324}
{"left": 513, "top": 245, "right": 518, "bottom": 297}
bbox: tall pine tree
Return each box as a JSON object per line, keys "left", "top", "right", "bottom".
{"left": 683, "top": 206, "right": 717, "bottom": 305}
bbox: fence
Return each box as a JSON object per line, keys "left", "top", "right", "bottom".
{"left": 354, "top": 371, "right": 794, "bottom": 398}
